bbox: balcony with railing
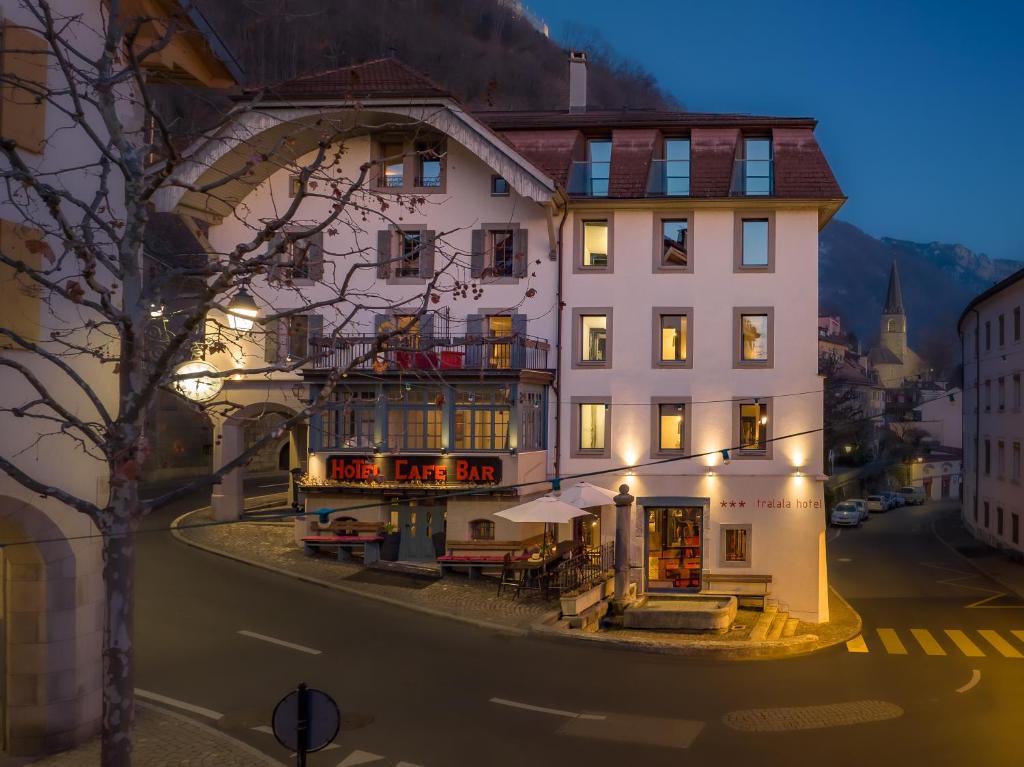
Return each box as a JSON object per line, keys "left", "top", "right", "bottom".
{"left": 308, "top": 332, "right": 551, "bottom": 374}
{"left": 566, "top": 161, "right": 611, "bottom": 197}
{"left": 646, "top": 159, "right": 691, "bottom": 197}
{"left": 731, "top": 158, "right": 773, "bottom": 196}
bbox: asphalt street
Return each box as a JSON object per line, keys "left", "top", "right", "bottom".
{"left": 134, "top": 490, "right": 1024, "bottom": 767}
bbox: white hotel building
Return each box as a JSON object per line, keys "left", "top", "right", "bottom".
{"left": 168, "top": 55, "right": 844, "bottom": 622}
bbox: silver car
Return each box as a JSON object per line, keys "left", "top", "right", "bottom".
{"left": 847, "top": 499, "right": 870, "bottom": 521}
{"left": 867, "top": 495, "right": 888, "bottom": 513}
{"left": 831, "top": 501, "right": 863, "bottom": 527}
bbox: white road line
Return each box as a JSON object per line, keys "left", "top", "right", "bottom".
{"left": 134, "top": 688, "right": 224, "bottom": 721}
{"left": 956, "top": 669, "right": 982, "bottom": 693}
{"left": 336, "top": 750, "right": 384, "bottom": 766}
{"left": 251, "top": 725, "right": 274, "bottom": 734}
{"left": 490, "top": 697, "right": 606, "bottom": 721}
{"left": 237, "top": 630, "right": 323, "bottom": 655}
{"left": 827, "top": 529, "right": 843, "bottom": 543}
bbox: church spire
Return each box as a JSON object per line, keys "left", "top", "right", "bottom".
{"left": 883, "top": 260, "right": 905, "bottom": 315}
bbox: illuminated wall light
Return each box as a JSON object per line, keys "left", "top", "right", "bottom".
{"left": 226, "top": 288, "right": 260, "bottom": 332}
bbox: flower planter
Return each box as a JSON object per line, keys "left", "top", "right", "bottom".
{"left": 560, "top": 582, "right": 604, "bottom": 617}
{"left": 381, "top": 532, "right": 401, "bottom": 561}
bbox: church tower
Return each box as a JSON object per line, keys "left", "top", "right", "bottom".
{"left": 879, "top": 260, "right": 907, "bottom": 361}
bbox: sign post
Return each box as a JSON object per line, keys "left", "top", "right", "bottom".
{"left": 272, "top": 683, "right": 340, "bottom": 766}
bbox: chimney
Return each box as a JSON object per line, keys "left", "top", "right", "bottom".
{"left": 568, "top": 50, "right": 588, "bottom": 112}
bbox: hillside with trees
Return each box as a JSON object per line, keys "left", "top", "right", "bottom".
{"left": 197, "top": 0, "right": 677, "bottom": 110}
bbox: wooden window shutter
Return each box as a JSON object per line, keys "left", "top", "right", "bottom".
{"left": 512, "top": 228, "right": 529, "bottom": 278}
{"left": 266, "top": 234, "right": 285, "bottom": 283}
{"left": 307, "top": 231, "right": 324, "bottom": 281}
{"left": 0, "top": 24, "right": 48, "bottom": 154}
{"left": 263, "top": 317, "right": 281, "bottom": 363}
{"left": 0, "top": 219, "right": 43, "bottom": 347}
{"left": 470, "top": 229, "right": 485, "bottom": 278}
{"left": 419, "top": 230, "right": 436, "bottom": 279}
{"left": 376, "top": 230, "right": 392, "bottom": 279}
{"left": 511, "top": 313, "right": 528, "bottom": 367}
{"left": 305, "top": 314, "right": 324, "bottom": 362}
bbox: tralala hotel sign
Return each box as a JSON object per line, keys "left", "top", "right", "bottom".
{"left": 326, "top": 455, "right": 502, "bottom": 485}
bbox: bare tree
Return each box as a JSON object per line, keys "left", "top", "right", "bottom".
{"left": 0, "top": 3, "right": 491, "bottom": 763}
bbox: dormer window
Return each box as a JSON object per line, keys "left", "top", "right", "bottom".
{"left": 586, "top": 139, "right": 612, "bottom": 197}
{"left": 739, "top": 137, "right": 772, "bottom": 196}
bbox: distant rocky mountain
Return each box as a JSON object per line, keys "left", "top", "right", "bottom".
{"left": 819, "top": 220, "right": 1021, "bottom": 369}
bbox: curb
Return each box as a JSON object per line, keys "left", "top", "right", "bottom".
{"left": 136, "top": 701, "right": 284, "bottom": 766}
{"left": 171, "top": 507, "right": 533, "bottom": 638}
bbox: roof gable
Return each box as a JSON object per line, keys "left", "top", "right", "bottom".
{"left": 257, "top": 58, "right": 449, "bottom": 101}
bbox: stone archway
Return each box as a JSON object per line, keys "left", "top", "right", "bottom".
{"left": 0, "top": 498, "right": 101, "bottom": 756}
{"left": 211, "top": 402, "right": 300, "bottom": 520}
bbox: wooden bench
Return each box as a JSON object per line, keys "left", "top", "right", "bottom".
{"left": 438, "top": 540, "right": 527, "bottom": 579}
{"left": 702, "top": 573, "right": 773, "bottom": 609}
{"left": 302, "top": 521, "right": 386, "bottom": 564}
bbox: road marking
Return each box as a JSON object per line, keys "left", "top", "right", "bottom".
{"left": 251, "top": 725, "right": 274, "bottom": 734}
{"left": 919, "top": 562, "right": 1024, "bottom": 609}
{"left": 978, "top": 630, "right": 1024, "bottom": 658}
{"left": 945, "top": 629, "right": 985, "bottom": 657}
{"left": 827, "top": 529, "right": 842, "bottom": 542}
{"left": 1012, "top": 630, "right": 1024, "bottom": 644}
{"left": 956, "top": 669, "right": 982, "bottom": 693}
{"left": 877, "top": 628, "right": 908, "bottom": 655}
{"left": 489, "top": 697, "right": 606, "bottom": 721}
{"left": 846, "top": 635, "right": 869, "bottom": 653}
{"left": 237, "top": 630, "right": 322, "bottom": 655}
{"left": 836, "top": 557, "right": 852, "bottom": 563}
{"left": 336, "top": 751, "right": 384, "bottom": 766}
{"left": 910, "top": 629, "right": 946, "bottom": 656}
{"left": 134, "top": 688, "right": 223, "bottom": 721}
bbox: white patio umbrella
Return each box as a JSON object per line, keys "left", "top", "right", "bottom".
{"left": 558, "top": 481, "right": 618, "bottom": 509}
{"left": 495, "top": 495, "right": 592, "bottom": 551}
{"left": 494, "top": 495, "right": 590, "bottom": 524}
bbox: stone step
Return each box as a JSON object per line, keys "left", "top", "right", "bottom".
{"left": 766, "top": 612, "right": 789, "bottom": 641}
{"left": 782, "top": 618, "right": 800, "bottom": 638}
{"left": 749, "top": 612, "right": 774, "bottom": 642}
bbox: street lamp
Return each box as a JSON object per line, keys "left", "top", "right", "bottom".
{"left": 226, "top": 288, "right": 259, "bottom": 332}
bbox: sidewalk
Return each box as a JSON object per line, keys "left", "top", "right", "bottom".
{"left": 933, "top": 502, "right": 1024, "bottom": 600}
{"left": 28, "top": 702, "right": 281, "bottom": 766}
{"left": 173, "top": 505, "right": 861, "bottom": 657}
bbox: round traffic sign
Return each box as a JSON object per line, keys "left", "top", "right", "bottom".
{"left": 272, "top": 686, "right": 340, "bottom": 753}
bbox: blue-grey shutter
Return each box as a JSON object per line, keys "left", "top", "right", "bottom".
{"left": 263, "top": 318, "right": 280, "bottom": 363}
{"left": 512, "top": 228, "right": 529, "bottom": 278}
{"left": 465, "top": 314, "right": 483, "bottom": 368}
{"left": 376, "top": 230, "right": 391, "bottom": 279}
{"left": 511, "top": 313, "right": 528, "bottom": 368}
{"left": 470, "top": 229, "right": 485, "bottom": 278}
{"left": 420, "top": 311, "right": 435, "bottom": 343}
{"left": 307, "top": 231, "right": 324, "bottom": 281}
{"left": 420, "top": 230, "right": 436, "bottom": 279}
{"left": 306, "top": 314, "right": 324, "bottom": 363}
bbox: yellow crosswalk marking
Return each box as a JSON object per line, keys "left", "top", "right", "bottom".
{"left": 945, "top": 629, "right": 985, "bottom": 657}
{"left": 910, "top": 628, "right": 946, "bottom": 656}
{"left": 846, "top": 635, "right": 869, "bottom": 653}
{"left": 978, "top": 630, "right": 1023, "bottom": 658}
{"left": 1012, "top": 630, "right": 1024, "bottom": 645}
{"left": 877, "top": 628, "right": 907, "bottom": 655}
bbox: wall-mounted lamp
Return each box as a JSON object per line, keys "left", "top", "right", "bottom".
{"left": 721, "top": 449, "right": 731, "bottom": 465}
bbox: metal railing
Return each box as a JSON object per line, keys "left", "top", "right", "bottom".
{"left": 546, "top": 541, "right": 615, "bottom": 598}
{"left": 566, "top": 161, "right": 611, "bottom": 197}
{"left": 731, "top": 158, "right": 773, "bottom": 196}
{"left": 647, "top": 159, "right": 690, "bottom": 196}
{"left": 309, "top": 333, "right": 551, "bottom": 372}
{"left": 415, "top": 175, "right": 442, "bottom": 188}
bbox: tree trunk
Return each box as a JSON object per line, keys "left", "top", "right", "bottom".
{"left": 100, "top": 492, "right": 137, "bottom": 766}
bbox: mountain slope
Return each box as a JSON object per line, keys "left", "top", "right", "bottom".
{"left": 819, "top": 220, "right": 1021, "bottom": 367}
{"left": 197, "top": 0, "right": 677, "bottom": 111}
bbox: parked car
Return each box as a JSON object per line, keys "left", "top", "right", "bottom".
{"left": 899, "top": 486, "right": 926, "bottom": 505}
{"left": 848, "top": 499, "right": 870, "bottom": 521}
{"left": 867, "top": 495, "right": 888, "bottom": 513}
{"left": 830, "top": 501, "right": 863, "bottom": 527}
{"left": 887, "top": 491, "right": 905, "bottom": 508}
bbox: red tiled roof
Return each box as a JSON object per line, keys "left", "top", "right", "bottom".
{"left": 475, "top": 110, "right": 817, "bottom": 131}
{"left": 255, "top": 58, "right": 450, "bottom": 101}
{"left": 690, "top": 128, "right": 739, "bottom": 198}
{"left": 499, "top": 130, "right": 583, "bottom": 188}
{"left": 772, "top": 128, "right": 843, "bottom": 199}
{"left": 609, "top": 129, "right": 658, "bottom": 197}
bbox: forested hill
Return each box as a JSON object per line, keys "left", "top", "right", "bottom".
{"left": 197, "top": 0, "right": 677, "bottom": 111}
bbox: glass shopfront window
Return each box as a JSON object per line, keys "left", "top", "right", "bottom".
{"left": 454, "top": 387, "right": 511, "bottom": 450}
{"left": 646, "top": 506, "right": 702, "bottom": 591}
{"left": 386, "top": 387, "right": 443, "bottom": 450}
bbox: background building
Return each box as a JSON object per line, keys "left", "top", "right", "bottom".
{"left": 960, "top": 266, "right": 1024, "bottom": 553}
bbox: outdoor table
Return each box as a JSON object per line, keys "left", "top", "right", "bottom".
{"left": 506, "top": 555, "right": 558, "bottom": 597}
